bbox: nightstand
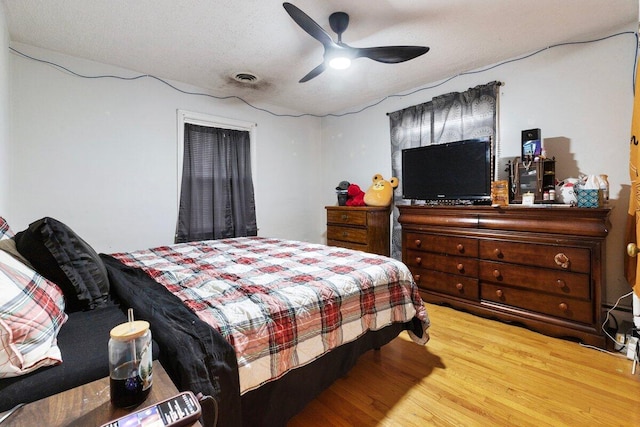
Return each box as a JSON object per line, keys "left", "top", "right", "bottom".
{"left": 325, "top": 206, "right": 391, "bottom": 256}
{"left": 2, "top": 361, "right": 202, "bottom": 426}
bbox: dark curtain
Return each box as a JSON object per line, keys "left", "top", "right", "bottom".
{"left": 176, "top": 124, "right": 257, "bottom": 243}
{"left": 432, "top": 83, "right": 499, "bottom": 144}
{"left": 389, "top": 81, "right": 500, "bottom": 259}
{"left": 389, "top": 101, "right": 432, "bottom": 260}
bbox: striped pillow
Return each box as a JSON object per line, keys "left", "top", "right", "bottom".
{"left": 0, "top": 250, "right": 68, "bottom": 377}
{"left": 0, "top": 217, "right": 13, "bottom": 240}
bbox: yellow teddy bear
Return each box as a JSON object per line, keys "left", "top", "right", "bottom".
{"left": 364, "top": 174, "right": 399, "bottom": 207}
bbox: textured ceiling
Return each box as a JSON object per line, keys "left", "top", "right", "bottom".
{"left": 2, "top": 0, "right": 637, "bottom": 116}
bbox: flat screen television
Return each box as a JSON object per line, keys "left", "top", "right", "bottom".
{"left": 401, "top": 137, "right": 492, "bottom": 203}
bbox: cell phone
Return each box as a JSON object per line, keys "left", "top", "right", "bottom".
{"left": 101, "top": 391, "right": 202, "bottom": 427}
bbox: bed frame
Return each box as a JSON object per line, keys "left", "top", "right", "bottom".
{"left": 102, "top": 254, "right": 420, "bottom": 427}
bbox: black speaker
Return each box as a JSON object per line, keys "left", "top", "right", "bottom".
{"left": 521, "top": 128, "right": 541, "bottom": 159}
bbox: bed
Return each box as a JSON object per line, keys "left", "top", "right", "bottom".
{"left": 0, "top": 217, "right": 429, "bottom": 426}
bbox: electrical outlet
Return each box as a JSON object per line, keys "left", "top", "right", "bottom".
{"left": 615, "top": 332, "right": 627, "bottom": 351}
{"left": 626, "top": 336, "right": 639, "bottom": 361}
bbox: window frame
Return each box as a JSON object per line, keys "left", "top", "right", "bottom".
{"left": 176, "top": 109, "right": 257, "bottom": 213}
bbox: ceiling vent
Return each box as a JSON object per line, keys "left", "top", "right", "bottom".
{"left": 233, "top": 72, "right": 259, "bottom": 84}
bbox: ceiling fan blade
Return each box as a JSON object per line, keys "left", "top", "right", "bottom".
{"left": 355, "top": 46, "right": 430, "bottom": 64}
{"left": 283, "top": 2, "right": 335, "bottom": 48}
{"left": 299, "top": 63, "right": 326, "bottom": 83}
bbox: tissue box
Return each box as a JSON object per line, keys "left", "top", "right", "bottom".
{"left": 577, "top": 189, "right": 602, "bottom": 208}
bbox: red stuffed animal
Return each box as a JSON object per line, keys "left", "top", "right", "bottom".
{"left": 346, "top": 183, "right": 366, "bottom": 206}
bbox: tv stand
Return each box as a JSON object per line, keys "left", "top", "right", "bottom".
{"left": 398, "top": 204, "right": 611, "bottom": 347}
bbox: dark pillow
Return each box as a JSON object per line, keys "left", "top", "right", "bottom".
{"left": 14, "top": 217, "right": 109, "bottom": 312}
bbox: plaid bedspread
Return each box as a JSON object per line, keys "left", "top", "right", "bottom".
{"left": 111, "top": 237, "right": 429, "bottom": 393}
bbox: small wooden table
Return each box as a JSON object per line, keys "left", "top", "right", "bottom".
{"left": 2, "top": 361, "right": 202, "bottom": 426}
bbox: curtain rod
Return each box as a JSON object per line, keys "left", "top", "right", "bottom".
{"left": 385, "top": 81, "right": 503, "bottom": 116}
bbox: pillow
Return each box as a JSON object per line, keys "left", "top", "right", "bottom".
{"left": 0, "top": 238, "right": 34, "bottom": 268}
{"left": 0, "top": 217, "right": 13, "bottom": 240}
{"left": 0, "top": 250, "right": 68, "bottom": 378}
{"left": 14, "top": 217, "right": 109, "bottom": 312}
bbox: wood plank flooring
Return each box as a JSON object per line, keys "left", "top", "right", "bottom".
{"left": 289, "top": 303, "right": 640, "bottom": 427}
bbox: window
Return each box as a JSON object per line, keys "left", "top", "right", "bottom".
{"left": 175, "top": 110, "right": 257, "bottom": 242}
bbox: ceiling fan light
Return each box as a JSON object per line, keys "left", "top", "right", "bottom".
{"left": 329, "top": 56, "right": 351, "bottom": 70}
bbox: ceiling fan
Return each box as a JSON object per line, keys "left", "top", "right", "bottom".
{"left": 283, "top": 2, "right": 430, "bottom": 83}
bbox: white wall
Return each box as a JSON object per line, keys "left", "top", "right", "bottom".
{"left": 0, "top": 4, "right": 9, "bottom": 214}
{"left": 5, "top": 25, "right": 638, "bottom": 312}
{"left": 320, "top": 27, "right": 637, "bottom": 310}
{"left": 8, "top": 43, "right": 323, "bottom": 253}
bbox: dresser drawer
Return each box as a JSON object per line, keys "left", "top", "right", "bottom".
{"left": 327, "top": 225, "right": 368, "bottom": 244}
{"left": 406, "top": 249, "right": 478, "bottom": 277}
{"left": 479, "top": 261, "right": 590, "bottom": 299}
{"left": 481, "top": 283, "right": 593, "bottom": 324}
{"left": 479, "top": 240, "right": 590, "bottom": 273}
{"left": 327, "top": 209, "right": 368, "bottom": 226}
{"left": 412, "top": 267, "right": 479, "bottom": 300}
{"left": 405, "top": 232, "right": 478, "bottom": 257}
{"left": 327, "top": 239, "right": 368, "bottom": 253}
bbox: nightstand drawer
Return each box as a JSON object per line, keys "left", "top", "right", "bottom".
{"left": 326, "top": 239, "right": 367, "bottom": 252}
{"left": 479, "top": 261, "right": 590, "bottom": 299}
{"left": 327, "top": 209, "right": 368, "bottom": 226}
{"left": 327, "top": 225, "right": 368, "bottom": 244}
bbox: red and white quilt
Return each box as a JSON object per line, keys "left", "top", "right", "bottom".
{"left": 112, "top": 237, "right": 429, "bottom": 393}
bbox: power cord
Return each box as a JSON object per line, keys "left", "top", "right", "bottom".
{"left": 8, "top": 31, "right": 637, "bottom": 119}
{"left": 196, "top": 393, "right": 219, "bottom": 427}
{"left": 0, "top": 403, "right": 24, "bottom": 425}
{"left": 598, "top": 290, "right": 640, "bottom": 375}
{"left": 601, "top": 291, "right": 633, "bottom": 347}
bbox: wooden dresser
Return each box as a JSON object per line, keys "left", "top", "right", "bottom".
{"left": 398, "top": 204, "right": 611, "bottom": 347}
{"left": 326, "top": 206, "right": 391, "bottom": 256}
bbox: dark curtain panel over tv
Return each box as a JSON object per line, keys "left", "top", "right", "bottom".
{"left": 176, "top": 124, "right": 257, "bottom": 243}
{"left": 388, "top": 81, "right": 500, "bottom": 260}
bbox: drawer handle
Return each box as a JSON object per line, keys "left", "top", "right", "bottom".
{"left": 415, "top": 256, "right": 422, "bottom": 265}
{"left": 341, "top": 214, "right": 349, "bottom": 221}
{"left": 457, "top": 263, "right": 464, "bottom": 272}
{"left": 342, "top": 231, "right": 348, "bottom": 237}
{"left": 493, "top": 248, "right": 502, "bottom": 257}
{"left": 456, "top": 243, "right": 464, "bottom": 253}
{"left": 492, "top": 269, "right": 502, "bottom": 279}
{"left": 555, "top": 279, "right": 567, "bottom": 288}
{"left": 414, "top": 239, "right": 422, "bottom": 248}
{"left": 554, "top": 253, "right": 570, "bottom": 269}
{"left": 559, "top": 302, "right": 568, "bottom": 311}
{"left": 495, "top": 289, "right": 504, "bottom": 298}
{"left": 456, "top": 283, "right": 464, "bottom": 291}
{"left": 414, "top": 274, "right": 421, "bottom": 283}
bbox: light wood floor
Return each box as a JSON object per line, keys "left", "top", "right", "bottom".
{"left": 289, "top": 303, "right": 640, "bottom": 427}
